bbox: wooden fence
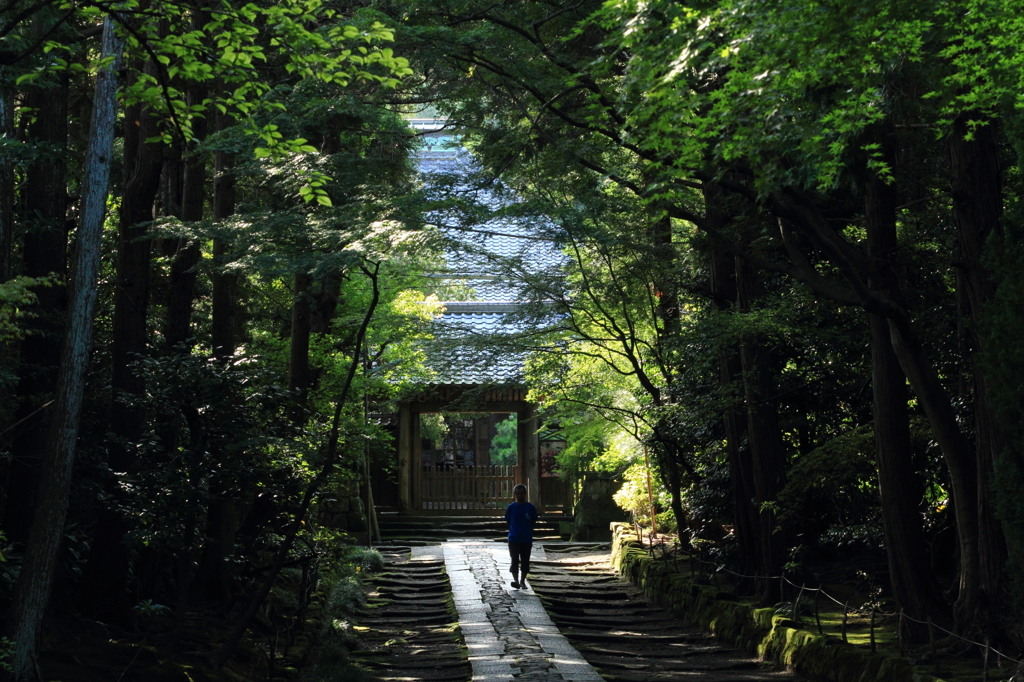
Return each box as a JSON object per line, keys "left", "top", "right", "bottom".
{"left": 420, "top": 464, "right": 517, "bottom": 511}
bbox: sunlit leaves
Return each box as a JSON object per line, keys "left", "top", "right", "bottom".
{"left": 0, "top": 275, "right": 58, "bottom": 343}
{"left": 17, "top": 0, "right": 412, "bottom": 203}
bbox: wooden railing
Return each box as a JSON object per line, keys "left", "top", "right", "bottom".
{"left": 420, "top": 464, "right": 517, "bottom": 511}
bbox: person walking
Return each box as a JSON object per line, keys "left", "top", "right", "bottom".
{"left": 505, "top": 483, "right": 538, "bottom": 589}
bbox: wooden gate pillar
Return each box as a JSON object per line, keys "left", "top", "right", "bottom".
{"left": 398, "top": 404, "right": 412, "bottom": 512}
{"left": 517, "top": 403, "right": 542, "bottom": 510}
{"left": 411, "top": 410, "right": 422, "bottom": 510}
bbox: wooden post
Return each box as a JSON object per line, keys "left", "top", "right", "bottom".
{"left": 898, "top": 608, "right": 904, "bottom": 656}
{"left": 793, "top": 584, "right": 804, "bottom": 624}
{"left": 870, "top": 609, "right": 876, "bottom": 653}
{"left": 983, "top": 636, "right": 990, "bottom": 682}
{"left": 517, "top": 405, "right": 540, "bottom": 499}
{"left": 928, "top": 616, "right": 938, "bottom": 675}
{"left": 841, "top": 602, "right": 849, "bottom": 643}
{"left": 814, "top": 588, "right": 822, "bottom": 635}
{"left": 475, "top": 416, "right": 489, "bottom": 466}
{"left": 397, "top": 404, "right": 412, "bottom": 512}
{"left": 411, "top": 411, "right": 421, "bottom": 510}
{"left": 643, "top": 446, "right": 658, "bottom": 538}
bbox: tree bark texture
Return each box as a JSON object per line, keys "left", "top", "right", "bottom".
{"left": 772, "top": 195, "right": 983, "bottom": 631}
{"left": 650, "top": 213, "right": 680, "bottom": 341}
{"left": 5, "top": 21, "right": 123, "bottom": 679}
{"left": 111, "top": 64, "right": 163, "bottom": 447}
{"left": 214, "top": 262, "right": 381, "bottom": 668}
{"left": 165, "top": 80, "right": 208, "bottom": 351}
{"left": 735, "top": 255, "right": 787, "bottom": 599}
{"left": 0, "top": 71, "right": 12, "bottom": 457}
{"left": 865, "top": 155, "right": 948, "bottom": 631}
{"left": 705, "top": 183, "right": 759, "bottom": 579}
{"left": 949, "top": 116, "right": 1008, "bottom": 621}
{"left": 885, "top": 311, "right": 981, "bottom": 629}
{"left": 81, "top": 60, "right": 164, "bottom": 619}
{"left": 309, "top": 274, "right": 341, "bottom": 335}
{"left": 0, "top": 71, "right": 12, "bottom": 282}
{"left": 4, "top": 67, "right": 69, "bottom": 548}
{"left": 287, "top": 272, "right": 312, "bottom": 423}
{"left": 651, "top": 435, "right": 687, "bottom": 535}
{"left": 211, "top": 107, "right": 238, "bottom": 359}
{"left": 196, "top": 112, "right": 240, "bottom": 600}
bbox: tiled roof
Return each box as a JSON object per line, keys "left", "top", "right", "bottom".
{"left": 423, "top": 312, "right": 525, "bottom": 384}
{"left": 412, "top": 130, "right": 563, "bottom": 388}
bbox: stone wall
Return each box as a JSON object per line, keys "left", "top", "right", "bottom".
{"left": 610, "top": 524, "right": 946, "bottom": 682}
{"left": 570, "top": 472, "right": 630, "bottom": 541}
{"left": 318, "top": 494, "right": 368, "bottom": 534}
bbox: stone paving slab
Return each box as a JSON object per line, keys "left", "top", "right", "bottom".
{"left": 440, "top": 540, "right": 604, "bottom": 682}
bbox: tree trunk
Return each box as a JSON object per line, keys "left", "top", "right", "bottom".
{"left": 79, "top": 59, "right": 164, "bottom": 620}
{"left": 722, "top": 347, "right": 758, "bottom": 578}
{"left": 4, "top": 64, "right": 69, "bottom": 549}
{"left": 864, "top": 152, "right": 948, "bottom": 633}
{"left": 650, "top": 434, "right": 686, "bottom": 535}
{"left": 309, "top": 274, "right": 342, "bottom": 335}
{"left": 767, "top": 165, "right": 989, "bottom": 634}
{"left": 303, "top": 273, "right": 343, "bottom": 392}
{"left": 4, "top": 21, "right": 122, "bottom": 679}
{"left": 735, "top": 255, "right": 787, "bottom": 602}
{"left": 287, "top": 272, "right": 312, "bottom": 423}
{"left": 770, "top": 190, "right": 985, "bottom": 630}
{"left": 0, "top": 71, "right": 12, "bottom": 470}
{"left": 211, "top": 108, "right": 238, "bottom": 360}
{"left": 650, "top": 213, "right": 680, "bottom": 342}
{"left": 194, "top": 111, "right": 240, "bottom": 604}
{"left": 948, "top": 115, "right": 1008, "bottom": 625}
{"left": 165, "top": 82, "right": 207, "bottom": 351}
{"left": 214, "top": 261, "right": 381, "bottom": 668}
{"left": 705, "top": 183, "right": 759, "bottom": 580}
{"left": 884, "top": 311, "right": 981, "bottom": 630}
{"left": 0, "top": 70, "right": 12, "bottom": 282}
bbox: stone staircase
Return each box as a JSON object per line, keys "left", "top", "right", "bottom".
{"left": 375, "top": 514, "right": 570, "bottom": 543}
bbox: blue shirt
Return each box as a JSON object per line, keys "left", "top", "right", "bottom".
{"left": 505, "top": 501, "right": 538, "bottom": 543}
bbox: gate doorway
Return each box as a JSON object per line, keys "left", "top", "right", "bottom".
{"left": 419, "top": 413, "right": 517, "bottom": 511}
{"left": 391, "top": 386, "right": 559, "bottom": 514}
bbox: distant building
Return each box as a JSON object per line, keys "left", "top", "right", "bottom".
{"left": 373, "top": 119, "right": 569, "bottom": 515}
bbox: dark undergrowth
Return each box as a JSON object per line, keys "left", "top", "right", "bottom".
{"left": 37, "top": 547, "right": 385, "bottom": 682}
{"left": 616, "top": 526, "right": 1019, "bottom": 682}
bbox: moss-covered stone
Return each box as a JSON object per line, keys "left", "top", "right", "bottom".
{"left": 609, "top": 523, "right": 946, "bottom": 682}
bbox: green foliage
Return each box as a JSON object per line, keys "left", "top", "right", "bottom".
{"left": 489, "top": 414, "right": 517, "bottom": 465}
{"left": 612, "top": 462, "right": 670, "bottom": 528}
{"left": 113, "top": 353, "right": 308, "bottom": 557}
{"left": 349, "top": 548, "right": 385, "bottom": 573}
{"left": 0, "top": 275, "right": 58, "bottom": 343}
{"left": 420, "top": 413, "right": 448, "bottom": 443}
{"left": 776, "top": 427, "right": 881, "bottom": 546}
{"left": 16, "top": 0, "right": 412, "bottom": 204}
{"left": 301, "top": 546, "right": 379, "bottom": 682}
{"left": 0, "top": 636, "right": 13, "bottom": 673}
{"left": 982, "top": 227, "right": 1024, "bottom": 609}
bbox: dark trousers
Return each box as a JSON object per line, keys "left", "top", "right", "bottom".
{"left": 508, "top": 541, "right": 533, "bottom": 576}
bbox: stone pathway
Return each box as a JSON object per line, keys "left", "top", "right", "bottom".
{"left": 413, "top": 540, "right": 603, "bottom": 682}
{"left": 351, "top": 547, "right": 471, "bottom": 681}
{"left": 531, "top": 545, "right": 799, "bottom": 681}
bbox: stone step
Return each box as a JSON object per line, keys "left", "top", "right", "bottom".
{"left": 529, "top": 548, "right": 797, "bottom": 682}
{"left": 376, "top": 514, "right": 571, "bottom": 541}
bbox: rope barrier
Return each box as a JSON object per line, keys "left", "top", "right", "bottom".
{"left": 637, "top": 535, "right": 1024, "bottom": 668}
{"left": 899, "top": 611, "right": 1023, "bottom": 666}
